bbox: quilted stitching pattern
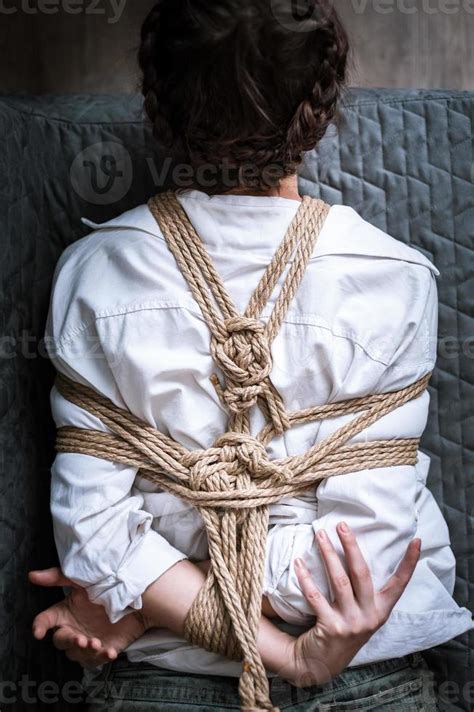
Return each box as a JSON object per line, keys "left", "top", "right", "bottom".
{"left": 0, "top": 89, "right": 472, "bottom": 711}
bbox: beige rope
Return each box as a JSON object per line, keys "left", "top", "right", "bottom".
{"left": 53, "top": 191, "right": 431, "bottom": 712}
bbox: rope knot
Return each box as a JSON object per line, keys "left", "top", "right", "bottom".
{"left": 211, "top": 317, "right": 273, "bottom": 414}
{"left": 214, "top": 432, "right": 293, "bottom": 483}
{"left": 184, "top": 449, "right": 233, "bottom": 493}
{"left": 183, "top": 433, "right": 293, "bottom": 492}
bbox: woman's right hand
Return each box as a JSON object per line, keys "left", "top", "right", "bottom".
{"left": 285, "top": 521, "right": 421, "bottom": 688}
{"left": 29, "top": 569, "right": 147, "bottom": 668}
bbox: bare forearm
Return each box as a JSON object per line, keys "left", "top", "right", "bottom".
{"left": 140, "top": 560, "right": 206, "bottom": 636}
{"left": 256, "top": 614, "right": 296, "bottom": 677}
{"left": 140, "top": 559, "right": 295, "bottom": 676}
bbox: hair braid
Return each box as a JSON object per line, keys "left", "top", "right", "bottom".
{"left": 138, "top": 0, "right": 350, "bottom": 194}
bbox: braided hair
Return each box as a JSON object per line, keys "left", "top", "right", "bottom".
{"left": 138, "top": 0, "right": 349, "bottom": 194}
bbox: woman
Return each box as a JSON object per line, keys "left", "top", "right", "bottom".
{"left": 29, "top": 1, "right": 472, "bottom": 709}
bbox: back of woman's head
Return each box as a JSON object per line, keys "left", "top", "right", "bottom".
{"left": 138, "top": 0, "right": 349, "bottom": 194}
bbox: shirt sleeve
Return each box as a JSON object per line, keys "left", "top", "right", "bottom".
{"left": 263, "top": 266, "right": 439, "bottom": 625}
{"left": 44, "top": 236, "right": 190, "bottom": 625}
{"left": 49, "top": 379, "right": 188, "bottom": 624}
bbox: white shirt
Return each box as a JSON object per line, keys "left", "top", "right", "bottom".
{"left": 45, "top": 189, "right": 473, "bottom": 676}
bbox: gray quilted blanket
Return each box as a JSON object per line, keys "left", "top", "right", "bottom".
{"left": 0, "top": 89, "right": 472, "bottom": 711}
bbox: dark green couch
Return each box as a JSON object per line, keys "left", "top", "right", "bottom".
{"left": 0, "top": 89, "right": 472, "bottom": 711}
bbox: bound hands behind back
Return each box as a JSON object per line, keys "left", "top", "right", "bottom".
{"left": 29, "top": 522, "right": 420, "bottom": 686}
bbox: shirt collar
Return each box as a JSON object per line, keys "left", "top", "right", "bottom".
{"left": 81, "top": 190, "right": 439, "bottom": 276}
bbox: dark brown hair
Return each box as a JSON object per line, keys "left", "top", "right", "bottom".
{"left": 138, "top": 0, "right": 349, "bottom": 194}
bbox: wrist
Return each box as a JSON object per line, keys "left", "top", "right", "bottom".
{"left": 274, "top": 635, "right": 300, "bottom": 685}
{"left": 287, "top": 632, "right": 333, "bottom": 689}
{"left": 133, "top": 608, "right": 152, "bottom": 634}
{"left": 140, "top": 560, "right": 207, "bottom": 637}
{"left": 256, "top": 616, "right": 297, "bottom": 682}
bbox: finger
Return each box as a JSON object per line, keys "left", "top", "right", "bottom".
{"left": 32, "top": 604, "right": 64, "bottom": 640}
{"left": 65, "top": 648, "right": 104, "bottom": 667}
{"left": 315, "top": 529, "right": 355, "bottom": 610}
{"left": 378, "top": 538, "right": 421, "bottom": 612}
{"left": 29, "top": 568, "right": 79, "bottom": 589}
{"left": 91, "top": 645, "right": 117, "bottom": 662}
{"left": 88, "top": 638, "right": 103, "bottom": 652}
{"left": 74, "top": 634, "right": 89, "bottom": 649}
{"left": 336, "top": 522, "right": 374, "bottom": 609}
{"left": 294, "top": 558, "right": 333, "bottom": 619}
{"left": 106, "top": 647, "right": 118, "bottom": 661}
{"left": 52, "top": 626, "right": 82, "bottom": 651}
{"left": 69, "top": 646, "right": 114, "bottom": 667}
{"left": 65, "top": 648, "right": 82, "bottom": 663}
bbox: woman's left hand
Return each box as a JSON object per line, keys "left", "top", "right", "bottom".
{"left": 287, "top": 522, "right": 421, "bottom": 687}
{"left": 29, "top": 568, "right": 147, "bottom": 668}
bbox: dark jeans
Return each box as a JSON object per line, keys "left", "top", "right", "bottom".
{"left": 82, "top": 651, "right": 439, "bottom": 711}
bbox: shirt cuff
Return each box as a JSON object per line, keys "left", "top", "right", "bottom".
{"left": 85, "top": 528, "right": 188, "bottom": 624}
